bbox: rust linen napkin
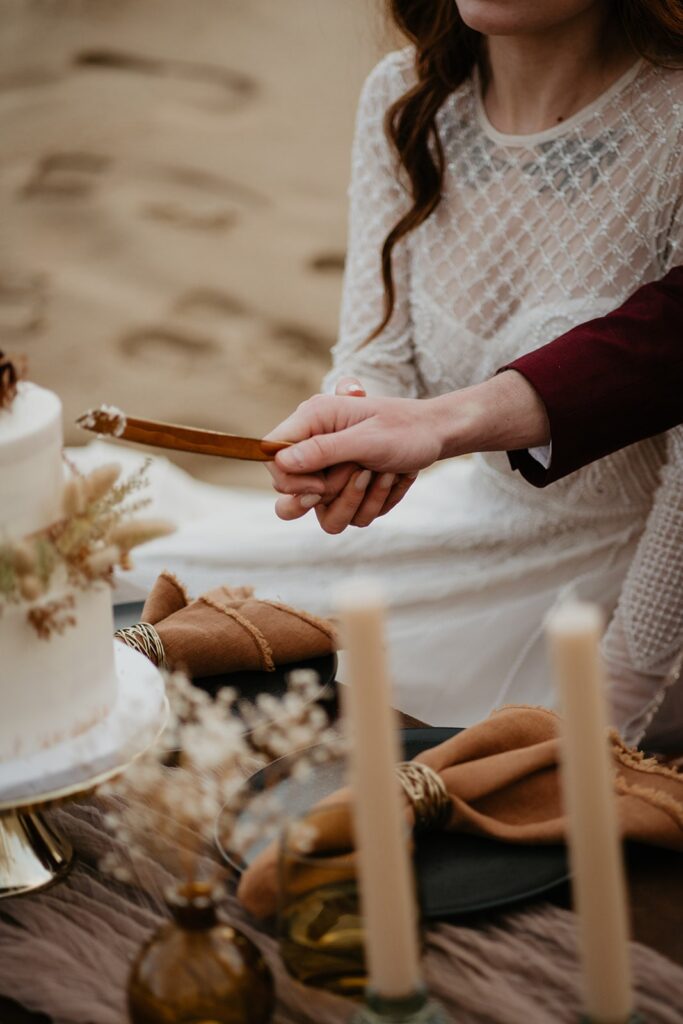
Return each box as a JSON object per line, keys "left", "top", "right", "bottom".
{"left": 238, "top": 705, "right": 683, "bottom": 918}
{"left": 140, "top": 571, "right": 338, "bottom": 675}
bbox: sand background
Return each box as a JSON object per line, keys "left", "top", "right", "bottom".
{"left": 1, "top": 0, "right": 392, "bottom": 487}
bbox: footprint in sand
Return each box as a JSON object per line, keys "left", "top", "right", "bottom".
{"left": 0, "top": 272, "right": 48, "bottom": 336}
{"left": 73, "top": 49, "right": 258, "bottom": 112}
{"left": 172, "top": 288, "right": 248, "bottom": 320}
{"left": 173, "top": 288, "right": 332, "bottom": 361}
{"left": 308, "top": 251, "right": 346, "bottom": 274}
{"left": 138, "top": 165, "right": 267, "bottom": 233}
{"left": 119, "top": 325, "right": 220, "bottom": 368}
{"left": 141, "top": 200, "right": 237, "bottom": 232}
{"left": 156, "top": 165, "right": 267, "bottom": 208}
{"left": 120, "top": 289, "right": 330, "bottom": 391}
{"left": 21, "top": 151, "right": 111, "bottom": 199}
{"left": 271, "top": 323, "right": 333, "bottom": 359}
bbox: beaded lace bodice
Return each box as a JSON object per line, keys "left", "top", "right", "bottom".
{"left": 325, "top": 49, "right": 683, "bottom": 695}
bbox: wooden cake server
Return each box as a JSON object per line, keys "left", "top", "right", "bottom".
{"left": 76, "top": 406, "right": 290, "bottom": 462}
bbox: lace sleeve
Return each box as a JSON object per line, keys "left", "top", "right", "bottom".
{"left": 659, "top": 115, "right": 683, "bottom": 271}
{"left": 602, "top": 427, "right": 683, "bottom": 744}
{"left": 322, "top": 50, "right": 419, "bottom": 398}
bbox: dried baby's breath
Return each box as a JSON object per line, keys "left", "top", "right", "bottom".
{"left": 99, "top": 668, "right": 347, "bottom": 886}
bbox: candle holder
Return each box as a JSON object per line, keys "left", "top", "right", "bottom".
{"left": 352, "top": 987, "right": 451, "bottom": 1024}
{"left": 278, "top": 802, "right": 365, "bottom": 997}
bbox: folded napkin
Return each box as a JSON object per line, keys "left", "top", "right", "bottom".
{"left": 137, "top": 571, "right": 337, "bottom": 676}
{"left": 238, "top": 704, "right": 683, "bottom": 919}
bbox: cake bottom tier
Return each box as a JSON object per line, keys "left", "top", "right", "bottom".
{"left": 0, "top": 583, "right": 117, "bottom": 762}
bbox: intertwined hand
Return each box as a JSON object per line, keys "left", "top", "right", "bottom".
{"left": 264, "top": 377, "right": 443, "bottom": 534}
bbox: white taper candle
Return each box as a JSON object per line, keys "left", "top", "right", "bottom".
{"left": 546, "top": 600, "right": 633, "bottom": 1024}
{"left": 336, "top": 577, "right": 421, "bottom": 999}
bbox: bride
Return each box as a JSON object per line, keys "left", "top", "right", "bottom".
{"left": 99, "top": 0, "right": 683, "bottom": 742}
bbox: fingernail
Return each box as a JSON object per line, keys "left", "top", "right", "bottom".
{"left": 407, "top": 472, "right": 419, "bottom": 480}
{"left": 379, "top": 473, "right": 394, "bottom": 488}
{"left": 354, "top": 469, "right": 372, "bottom": 491}
{"left": 300, "top": 493, "right": 322, "bottom": 509}
{"left": 280, "top": 446, "right": 304, "bottom": 470}
{"left": 343, "top": 384, "right": 365, "bottom": 395}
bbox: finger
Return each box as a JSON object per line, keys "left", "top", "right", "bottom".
{"left": 351, "top": 472, "right": 396, "bottom": 528}
{"left": 264, "top": 397, "right": 329, "bottom": 445}
{"left": 334, "top": 376, "right": 366, "bottom": 397}
{"left": 266, "top": 460, "right": 327, "bottom": 496}
{"left": 377, "top": 473, "right": 418, "bottom": 519}
{"left": 273, "top": 464, "right": 359, "bottom": 513}
{"left": 265, "top": 392, "right": 346, "bottom": 446}
{"left": 275, "top": 423, "right": 370, "bottom": 474}
{"left": 320, "top": 462, "right": 358, "bottom": 503}
{"left": 315, "top": 469, "right": 372, "bottom": 535}
{"left": 274, "top": 493, "right": 322, "bottom": 521}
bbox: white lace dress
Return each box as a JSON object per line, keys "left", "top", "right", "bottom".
{"left": 79, "top": 50, "right": 683, "bottom": 741}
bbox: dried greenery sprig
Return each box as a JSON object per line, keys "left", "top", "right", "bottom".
{"left": 0, "top": 459, "right": 173, "bottom": 636}
{"left": 99, "top": 668, "right": 346, "bottom": 886}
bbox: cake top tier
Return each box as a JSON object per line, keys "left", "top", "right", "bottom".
{"left": 0, "top": 381, "right": 64, "bottom": 538}
{"left": 0, "top": 382, "right": 62, "bottom": 466}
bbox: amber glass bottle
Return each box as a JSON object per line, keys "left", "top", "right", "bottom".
{"left": 128, "top": 882, "right": 274, "bottom": 1024}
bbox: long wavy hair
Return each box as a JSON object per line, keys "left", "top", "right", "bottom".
{"left": 370, "top": 0, "right": 683, "bottom": 341}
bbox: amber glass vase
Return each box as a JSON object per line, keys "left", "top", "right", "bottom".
{"left": 128, "top": 882, "right": 275, "bottom": 1024}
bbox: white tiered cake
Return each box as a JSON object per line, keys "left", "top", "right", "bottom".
{"left": 0, "top": 382, "right": 118, "bottom": 761}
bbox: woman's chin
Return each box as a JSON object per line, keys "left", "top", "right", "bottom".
{"left": 455, "top": 0, "right": 598, "bottom": 37}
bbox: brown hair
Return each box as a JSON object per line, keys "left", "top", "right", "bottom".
{"left": 370, "top": 0, "right": 683, "bottom": 341}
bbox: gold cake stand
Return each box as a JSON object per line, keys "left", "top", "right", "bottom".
{"left": 0, "top": 644, "right": 168, "bottom": 899}
{"left": 0, "top": 758, "right": 138, "bottom": 899}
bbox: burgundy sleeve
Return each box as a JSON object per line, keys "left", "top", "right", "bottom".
{"left": 502, "top": 267, "right": 683, "bottom": 487}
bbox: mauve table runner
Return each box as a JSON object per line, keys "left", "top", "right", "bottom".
{"left": 0, "top": 798, "right": 682, "bottom": 1024}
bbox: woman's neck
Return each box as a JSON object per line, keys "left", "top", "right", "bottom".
{"left": 483, "top": 10, "right": 637, "bottom": 135}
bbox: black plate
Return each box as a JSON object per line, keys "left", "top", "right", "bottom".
{"left": 233, "top": 727, "right": 569, "bottom": 920}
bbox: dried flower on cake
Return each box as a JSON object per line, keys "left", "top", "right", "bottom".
{"left": 18, "top": 574, "right": 43, "bottom": 602}
{"left": 62, "top": 477, "right": 87, "bottom": 518}
{"left": 27, "top": 594, "right": 77, "bottom": 640}
{"left": 11, "top": 541, "right": 36, "bottom": 576}
{"left": 0, "top": 458, "right": 174, "bottom": 637}
{"left": 84, "top": 463, "right": 121, "bottom": 503}
{"left": 110, "top": 518, "right": 175, "bottom": 553}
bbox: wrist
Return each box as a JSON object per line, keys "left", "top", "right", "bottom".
{"left": 427, "top": 390, "right": 487, "bottom": 460}
{"left": 428, "top": 371, "right": 550, "bottom": 460}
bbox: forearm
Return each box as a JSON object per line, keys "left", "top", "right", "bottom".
{"left": 430, "top": 370, "right": 550, "bottom": 460}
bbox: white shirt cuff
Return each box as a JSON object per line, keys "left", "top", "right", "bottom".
{"left": 528, "top": 443, "right": 552, "bottom": 469}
